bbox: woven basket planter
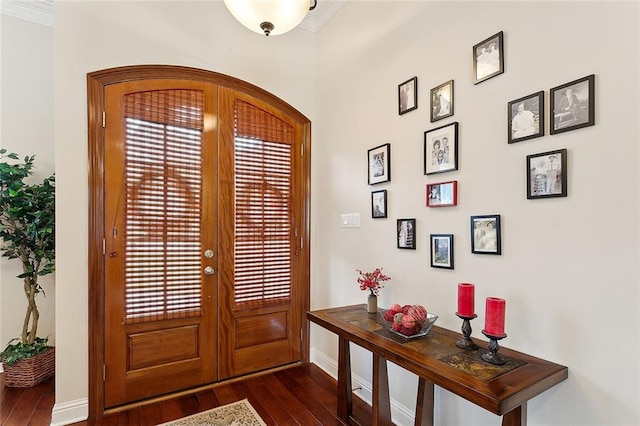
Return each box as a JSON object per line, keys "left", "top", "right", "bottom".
{"left": 2, "top": 347, "right": 55, "bottom": 388}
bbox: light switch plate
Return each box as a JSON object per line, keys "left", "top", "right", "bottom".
{"left": 340, "top": 213, "right": 360, "bottom": 228}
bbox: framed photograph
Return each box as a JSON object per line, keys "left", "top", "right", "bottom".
{"left": 424, "top": 122, "right": 458, "bottom": 175}
{"left": 426, "top": 180, "right": 458, "bottom": 207}
{"left": 473, "top": 31, "right": 504, "bottom": 85}
{"left": 371, "top": 190, "right": 387, "bottom": 218}
{"left": 471, "top": 214, "right": 501, "bottom": 255}
{"left": 397, "top": 218, "right": 416, "bottom": 250}
{"left": 368, "top": 143, "right": 391, "bottom": 185}
{"left": 430, "top": 80, "right": 454, "bottom": 122}
{"left": 398, "top": 76, "right": 418, "bottom": 115}
{"left": 430, "top": 234, "right": 454, "bottom": 269}
{"left": 526, "top": 148, "right": 567, "bottom": 199}
{"left": 550, "top": 74, "right": 595, "bottom": 134}
{"left": 508, "top": 91, "right": 544, "bottom": 144}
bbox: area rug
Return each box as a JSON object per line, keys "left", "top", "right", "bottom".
{"left": 157, "top": 399, "right": 267, "bottom": 426}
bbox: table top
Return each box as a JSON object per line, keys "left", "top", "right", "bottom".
{"left": 308, "top": 304, "right": 568, "bottom": 415}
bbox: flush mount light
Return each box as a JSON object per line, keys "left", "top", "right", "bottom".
{"left": 223, "top": 0, "right": 317, "bottom": 36}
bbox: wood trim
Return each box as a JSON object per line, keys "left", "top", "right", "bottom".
{"left": 87, "top": 73, "right": 106, "bottom": 419}
{"left": 299, "top": 120, "right": 312, "bottom": 366}
{"left": 87, "top": 65, "right": 311, "bottom": 418}
{"left": 87, "top": 65, "right": 308, "bottom": 124}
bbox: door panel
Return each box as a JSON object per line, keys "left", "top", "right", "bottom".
{"left": 103, "top": 80, "right": 218, "bottom": 407}
{"left": 217, "top": 87, "right": 302, "bottom": 379}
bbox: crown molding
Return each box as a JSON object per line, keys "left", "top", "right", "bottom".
{"left": 299, "top": 0, "right": 346, "bottom": 33}
{"left": 1, "top": 0, "right": 54, "bottom": 27}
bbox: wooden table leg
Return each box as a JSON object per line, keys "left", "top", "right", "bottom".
{"left": 337, "top": 336, "right": 353, "bottom": 422}
{"left": 415, "top": 377, "right": 434, "bottom": 426}
{"left": 372, "top": 353, "right": 392, "bottom": 425}
{"left": 502, "top": 403, "right": 527, "bottom": 426}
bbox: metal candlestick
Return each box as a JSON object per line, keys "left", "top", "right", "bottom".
{"left": 455, "top": 313, "right": 479, "bottom": 350}
{"left": 481, "top": 330, "right": 507, "bottom": 365}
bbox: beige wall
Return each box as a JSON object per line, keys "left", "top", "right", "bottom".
{"left": 313, "top": 2, "right": 639, "bottom": 425}
{"left": 52, "top": 1, "right": 315, "bottom": 424}
{"left": 0, "top": 15, "right": 55, "bottom": 367}
{"left": 3, "top": 1, "right": 639, "bottom": 425}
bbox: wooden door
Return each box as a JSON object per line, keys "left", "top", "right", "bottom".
{"left": 89, "top": 66, "right": 310, "bottom": 414}
{"left": 103, "top": 80, "right": 219, "bottom": 407}
{"left": 217, "top": 88, "right": 304, "bottom": 379}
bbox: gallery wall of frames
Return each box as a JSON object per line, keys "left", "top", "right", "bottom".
{"left": 370, "top": 30, "right": 595, "bottom": 270}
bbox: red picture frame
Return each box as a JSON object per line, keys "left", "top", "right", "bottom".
{"left": 426, "top": 180, "right": 458, "bottom": 207}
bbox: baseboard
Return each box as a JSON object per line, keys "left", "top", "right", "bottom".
{"left": 50, "top": 398, "right": 88, "bottom": 426}
{"left": 310, "top": 348, "right": 415, "bottom": 426}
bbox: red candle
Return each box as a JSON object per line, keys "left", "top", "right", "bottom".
{"left": 484, "top": 297, "right": 506, "bottom": 336}
{"left": 457, "top": 283, "right": 475, "bottom": 317}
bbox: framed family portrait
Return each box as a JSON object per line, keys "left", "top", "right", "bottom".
{"left": 473, "top": 31, "right": 504, "bottom": 85}
{"left": 368, "top": 143, "right": 391, "bottom": 185}
{"left": 508, "top": 91, "right": 544, "bottom": 144}
{"left": 397, "top": 218, "right": 416, "bottom": 250}
{"left": 398, "top": 76, "right": 418, "bottom": 115}
{"left": 430, "top": 234, "right": 454, "bottom": 269}
{"left": 430, "top": 80, "right": 454, "bottom": 122}
{"left": 371, "top": 189, "right": 387, "bottom": 218}
{"left": 424, "top": 122, "right": 458, "bottom": 175}
{"left": 550, "top": 74, "right": 595, "bottom": 134}
{"left": 526, "top": 148, "right": 567, "bottom": 199}
{"left": 426, "top": 180, "right": 458, "bottom": 207}
{"left": 471, "top": 214, "right": 501, "bottom": 255}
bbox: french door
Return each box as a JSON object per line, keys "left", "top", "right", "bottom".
{"left": 89, "top": 67, "right": 310, "bottom": 413}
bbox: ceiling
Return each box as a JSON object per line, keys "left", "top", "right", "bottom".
{"left": 0, "top": 0, "right": 345, "bottom": 32}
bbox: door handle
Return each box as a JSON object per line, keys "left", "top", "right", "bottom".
{"left": 204, "top": 266, "right": 215, "bottom": 275}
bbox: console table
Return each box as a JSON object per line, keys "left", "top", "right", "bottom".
{"left": 307, "top": 305, "right": 568, "bottom": 426}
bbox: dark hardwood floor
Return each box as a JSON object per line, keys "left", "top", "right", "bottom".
{"left": 1, "top": 363, "right": 373, "bottom": 426}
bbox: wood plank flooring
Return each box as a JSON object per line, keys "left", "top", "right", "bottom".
{"left": 1, "top": 363, "right": 372, "bottom": 426}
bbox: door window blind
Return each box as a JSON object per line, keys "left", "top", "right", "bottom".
{"left": 123, "top": 90, "right": 204, "bottom": 323}
{"left": 234, "top": 100, "right": 293, "bottom": 310}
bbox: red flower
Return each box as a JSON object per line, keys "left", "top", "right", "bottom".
{"left": 356, "top": 268, "right": 391, "bottom": 296}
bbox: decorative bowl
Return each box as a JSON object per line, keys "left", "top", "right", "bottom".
{"left": 381, "top": 310, "right": 438, "bottom": 339}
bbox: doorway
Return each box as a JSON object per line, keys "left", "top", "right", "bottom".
{"left": 87, "top": 66, "right": 310, "bottom": 415}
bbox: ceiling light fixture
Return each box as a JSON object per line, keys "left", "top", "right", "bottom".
{"left": 223, "top": 0, "right": 318, "bottom": 36}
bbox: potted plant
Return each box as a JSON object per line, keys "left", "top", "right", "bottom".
{"left": 0, "top": 150, "right": 55, "bottom": 387}
{"left": 356, "top": 267, "right": 391, "bottom": 314}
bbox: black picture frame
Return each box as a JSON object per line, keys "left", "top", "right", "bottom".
{"left": 368, "top": 143, "right": 391, "bottom": 185}
{"left": 398, "top": 76, "right": 418, "bottom": 115}
{"left": 430, "top": 234, "right": 454, "bottom": 269}
{"left": 430, "top": 80, "right": 454, "bottom": 122}
{"left": 424, "top": 122, "right": 458, "bottom": 175}
{"left": 397, "top": 218, "right": 416, "bottom": 250}
{"left": 473, "top": 31, "right": 504, "bottom": 85}
{"left": 508, "top": 91, "right": 544, "bottom": 144}
{"left": 471, "top": 214, "right": 501, "bottom": 255}
{"left": 371, "top": 190, "right": 387, "bottom": 218}
{"left": 526, "top": 148, "right": 568, "bottom": 199}
{"left": 550, "top": 74, "right": 595, "bottom": 134}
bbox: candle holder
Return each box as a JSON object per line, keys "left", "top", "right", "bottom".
{"left": 455, "top": 313, "right": 479, "bottom": 350}
{"left": 481, "top": 330, "right": 507, "bottom": 365}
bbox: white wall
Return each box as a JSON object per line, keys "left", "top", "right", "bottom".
{"left": 53, "top": 1, "right": 315, "bottom": 424}
{"left": 313, "top": 1, "right": 639, "bottom": 425}
{"left": 0, "top": 15, "right": 55, "bottom": 366}
{"left": 5, "top": 1, "right": 639, "bottom": 425}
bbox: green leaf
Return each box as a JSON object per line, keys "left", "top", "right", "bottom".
{"left": 0, "top": 337, "right": 50, "bottom": 365}
{"left": 0, "top": 153, "right": 55, "bottom": 344}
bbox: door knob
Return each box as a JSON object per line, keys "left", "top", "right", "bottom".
{"left": 204, "top": 266, "right": 215, "bottom": 275}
